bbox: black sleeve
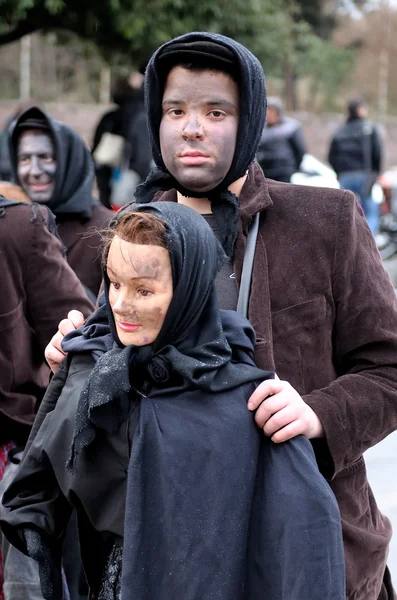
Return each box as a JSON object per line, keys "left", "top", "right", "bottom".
{"left": 24, "top": 528, "right": 63, "bottom": 599}
{"left": 289, "top": 126, "right": 307, "bottom": 169}
{"left": 328, "top": 137, "right": 338, "bottom": 172}
{"left": 371, "top": 127, "right": 382, "bottom": 173}
{"left": 24, "top": 357, "right": 70, "bottom": 454}
{"left": 92, "top": 111, "right": 116, "bottom": 152}
{"left": 129, "top": 113, "right": 153, "bottom": 181}
{"left": 1, "top": 416, "right": 72, "bottom": 557}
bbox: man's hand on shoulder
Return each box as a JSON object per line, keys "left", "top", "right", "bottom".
{"left": 247, "top": 378, "right": 324, "bottom": 443}
{"left": 45, "top": 310, "right": 85, "bottom": 373}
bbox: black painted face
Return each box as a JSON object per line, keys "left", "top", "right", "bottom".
{"left": 159, "top": 66, "right": 239, "bottom": 194}
{"left": 17, "top": 130, "right": 57, "bottom": 203}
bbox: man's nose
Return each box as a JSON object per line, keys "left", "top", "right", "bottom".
{"left": 30, "top": 156, "right": 44, "bottom": 177}
{"left": 182, "top": 116, "right": 204, "bottom": 140}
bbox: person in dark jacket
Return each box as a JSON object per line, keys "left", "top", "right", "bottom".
{"left": 1, "top": 201, "right": 345, "bottom": 600}
{"left": 328, "top": 98, "right": 383, "bottom": 234}
{"left": 45, "top": 32, "right": 397, "bottom": 600}
{"left": 92, "top": 76, "right": 152, "bottom": 208}
{"left": 256, "top": 96, "right": 306, "bottom": 182}
{"left": 8, "top": 107, "right": 113, "bottom": 298}
{"left": 0, "top": 198, "right": 93, "bottom": 600}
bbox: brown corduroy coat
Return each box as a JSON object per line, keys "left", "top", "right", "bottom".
{"left": 0, "top": 201, "right": 94, "bottom": 445}
{"left": 50, "top": 204, "right": 113, "bottom": 299}
{"left": 159, "top": 163, "right": 397, "bottom": 600}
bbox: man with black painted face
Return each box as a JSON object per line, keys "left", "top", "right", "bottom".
{"left": 17, "top": 129, "right": 57, "bottom": 203}
{"left": 45, "top": 32, "right": 397, "bottom": 600}
{"left": 159, "top": 66, "right": 240, "bottom": 195}
{"left": 9, "top": 108, "right": 113, "bottom": 298}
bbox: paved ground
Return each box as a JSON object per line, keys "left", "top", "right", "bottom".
{"left": 365, "top": 433, "right": 397, "bottom": 579}
{"left": 363, "top": 255, "right": 397, "bottom": 580}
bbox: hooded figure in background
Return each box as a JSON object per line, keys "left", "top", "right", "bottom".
{"left": 1, "top": 200, "right": 345, "bottom": 600}
{"left": 92, "top": 75, "right": 153, "bottom": 209}
{"left": 8, "top": 107, "right": 113, "bottom": 298}
{"left": 256, "top": 96, "right": 307, "bottom": 182}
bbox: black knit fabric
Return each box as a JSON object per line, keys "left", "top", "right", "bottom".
{"left": 134, "top": 32, "right": 267, "bottom": 256}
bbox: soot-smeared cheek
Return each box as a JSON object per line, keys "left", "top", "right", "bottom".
{"left": 42, "top": 162, "right": 57, "bottom": 179}
{"left": 139, "top": 305, "right": 167, "bottom": 328}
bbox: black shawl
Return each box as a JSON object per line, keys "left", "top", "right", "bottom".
{"left": 9, "top": 106, "right": 97, "bottom": 221}
{"left": 66, "top": 201, "right": 268, "bottom": 471}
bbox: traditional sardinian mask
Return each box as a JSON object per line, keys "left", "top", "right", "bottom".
{"left": 107, "top": 236, "right": 173, "bottom": 347}
{"left": 17, "top": 130, "right": 57, "bottom": 203}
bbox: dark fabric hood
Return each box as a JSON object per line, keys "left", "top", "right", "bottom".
{"left": 9, "top": 106, "right": 96, "bottom": 220}
{"left": 134, "top": 32, "right": 267, "bottom": 256}
{"left": 144, "top": 32, "right": 266, "bottom": 190}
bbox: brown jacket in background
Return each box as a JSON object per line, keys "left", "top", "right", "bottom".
{"left": 160, "top": 163, "right": 397, "bottom": 600}
{"left": 52, "top": 204, "right": 113, "bottom": 299}
{"left": 0, "top": 184, "right": 113, "bottom": 299}
{"left": 0, "top": 201, "right": 94, "bottom": 445}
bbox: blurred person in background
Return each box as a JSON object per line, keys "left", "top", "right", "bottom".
{"left": 328, "top": 98, "right": 382, "bottom": 235}
{"left": 0, "top": 197, "right": 93, "bottom": 600}
{"left": 256, "top": 96, "right": 307, "bottom": 182}
{"left": 8, "top": 106, "right": 113, "bottom": 300}
{"left": 92, "top": 73, "right": 152, "bottom": 209}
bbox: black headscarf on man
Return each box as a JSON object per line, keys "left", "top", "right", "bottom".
{"left": 134, "top": 32, "right": 267, "bottom": 256}
{"left": 66, "top": 201, "right": 268, "bottom": 471}
{"left": 9, "top": 106, "right": 96, "bottom": 221}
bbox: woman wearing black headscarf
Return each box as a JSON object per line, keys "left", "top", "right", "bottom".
{"left": 1, "top": 202, "right": 345, "bottom": 600}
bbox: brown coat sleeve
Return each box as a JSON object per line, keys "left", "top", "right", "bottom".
{"left": 304, "top": 192, "right": 397, "bottom": 478}
{"left": 25, "top": 205, "right": 94, "bottom": 352}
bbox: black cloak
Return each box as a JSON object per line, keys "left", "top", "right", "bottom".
{"left": 1, "top": 203, "right": 345, "bottom": 600}
{"left": 9, "top": 106, "right": 96, "bottom": 221}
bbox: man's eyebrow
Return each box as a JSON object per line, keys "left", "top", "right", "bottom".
{"left": 205, "top": 100, "right": 237, "bottom": 111}
{"left": 162, "top": 99, "right": 237, "bottom": 110}
{"left": 17, "top": 150, "right": 53, "bottom": 157}
{"left": 162, "top": 99, "right": 184, "bottom": 107}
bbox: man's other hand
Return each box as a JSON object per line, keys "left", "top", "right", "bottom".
{"left": 45, "top": 310, "right": 85, "bottom": 373}
{"left": 247, "top": 379, "right": 324, "bottom": 443}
